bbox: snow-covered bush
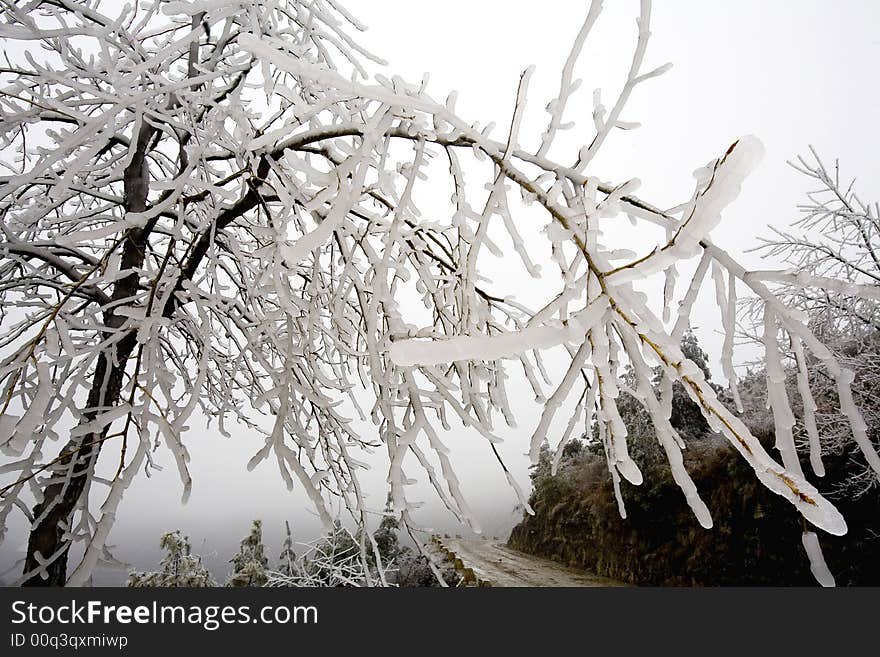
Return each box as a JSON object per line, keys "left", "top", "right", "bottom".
{"left": 227, "top": 520, "right": 269, "bottom": 587}
{"left": 267, "top": 522, "right": 373, "bottom": 587}
{"left": 127, "top": 530, "right": 213, "bottom": 588}
{"left": 126, "top": 515, "right": 460, "bottom": 587}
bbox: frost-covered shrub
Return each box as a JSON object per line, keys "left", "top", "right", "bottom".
{"left": 267, "top": 522, "right": 373, "bottom": 588}
{"left": 227, "top": 520, "right": 269, "bottom": 587}
{"left": 127, "top": 531, "right": 213, "bottom": 588}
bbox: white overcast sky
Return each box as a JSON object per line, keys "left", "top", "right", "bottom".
{"left": 3, "top": 0, "right": 880, "bottom": 583}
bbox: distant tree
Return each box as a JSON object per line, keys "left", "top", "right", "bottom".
{"left": 277, "top": 521, "right": 297, "bottom": 578}
{"left": 561, "top": 438, "right": 585, "bottom": 460}
{"left": 227, "top": 520, "right": 269, "bottom": 587}
{"left": 527, "top": 443, "right": 574, "bottom": 512}
{"left": 371, "top": 495, "right": 404, "bottom": 569}
{"left": 127, "top": 530, "right": 212, "bottom": 588}
{"left": 751, "top": 149, "right": 880, "bottom": 499}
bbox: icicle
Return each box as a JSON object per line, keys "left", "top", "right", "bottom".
{"left": 802, "top": 531, "right": 835, "bottom": 587}
{"left": 617, "top": 320, "right": 712, "bottom": 528}
{"left": 792, "top": 335, "right": 824, "bottom": 477}
{"left": 599, "top": 415, "right": 627, "bottom": 519}
{"left": 529, "top": 339, "right": 592, "bottom": 463}
{"left": 552, "top": 388, "right": 589, "bottom": 475}
{"left": 591, "top": 324, "right": 643, "bottom": 486}
{"left": 712, "top": 262, "right": 742, "bottom": 412}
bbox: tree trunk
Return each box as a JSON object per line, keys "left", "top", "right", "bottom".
{"left": 18, "top": 17, "right": 212, "bottom": 586}
{"left": 22, "top": 112, "right": 152, "bottom": 586}
{"left": 22, "top": 332, "right": 137, "bottom": 586}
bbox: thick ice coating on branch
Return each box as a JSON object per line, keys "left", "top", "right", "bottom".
{"left": 389, "top": 298, "right": 609, "bottom": 367}
{"left": 606, "top": 135, "right": 765, "bottom": 283}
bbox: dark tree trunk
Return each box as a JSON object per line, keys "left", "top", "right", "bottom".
{"left": 22, "top": 332, "right": 137, "bottom": 586}
{"left": 18, "top": 15, "right": 216, "bottom": 587}
{"left": 21, "top": 113, "right": 153, "bottom": 586}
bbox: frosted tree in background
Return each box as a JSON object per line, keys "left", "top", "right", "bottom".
{"left": 227, "top": 519, "right": 269, "bottom": 587}
{"left": 0, "top": 0, "right": 877, "bottom": 588}
{"left": 127, "top": 530, "right": 212, "bottom": 587}
{"left": 750, "top": 150, "right": 880, "bottom": 501}
{"left": 277, "top": 520, "right": 296, "bottom": 577}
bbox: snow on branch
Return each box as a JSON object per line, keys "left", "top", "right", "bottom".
{"left": 389, "top": 297, "right": 609, "bottom": 367}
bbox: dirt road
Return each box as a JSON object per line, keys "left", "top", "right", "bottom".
{"left": 434, "top": 537, "right": 628, "bottom": 587}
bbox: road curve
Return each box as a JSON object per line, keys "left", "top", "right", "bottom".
{"left": 434, "top": 537, "right": 629, "bottom": 587}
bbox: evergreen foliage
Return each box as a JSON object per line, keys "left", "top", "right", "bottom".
{"left": 127, "top": 531, "right": 212, "bottom": 587}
